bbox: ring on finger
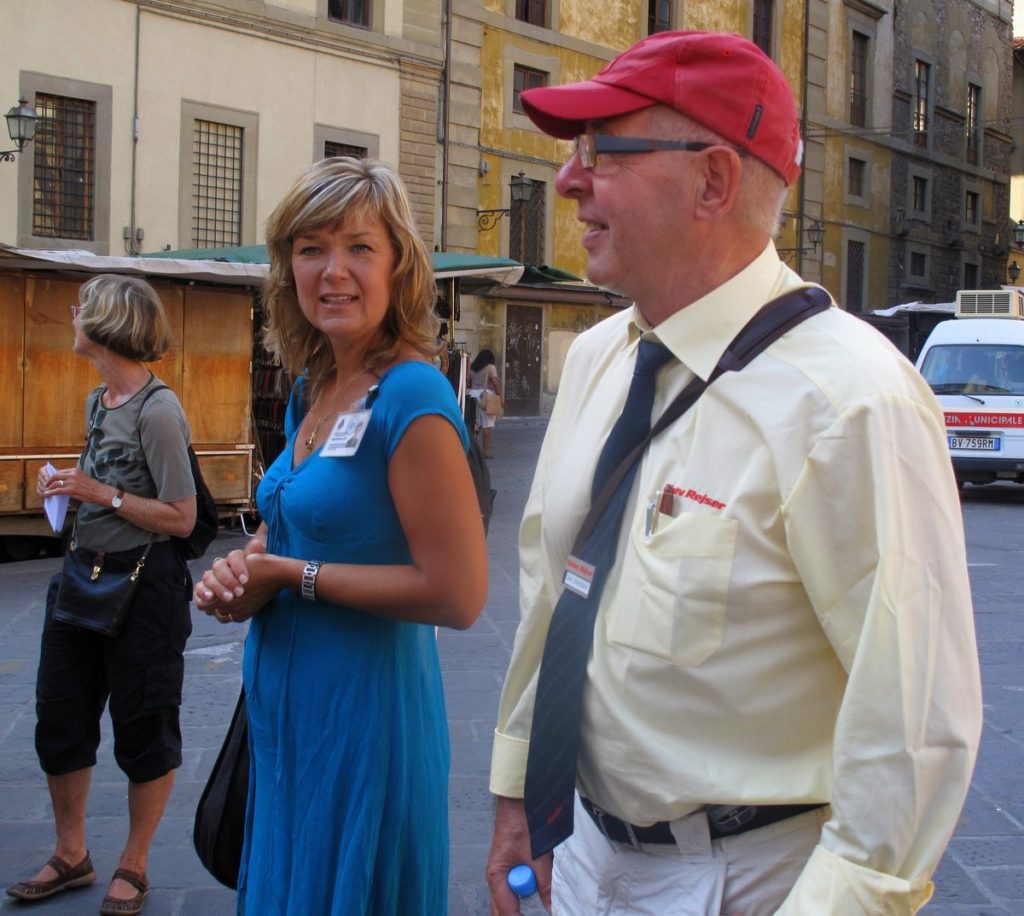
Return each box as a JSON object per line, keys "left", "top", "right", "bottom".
{"left": 213, "top": 556, "right": 225, "bottom": 564}
{"left": 57, "top": 479, "right": 65, "bottom": 488}
{"left": 214, "top": 610, "right": 229, "bottom": 623}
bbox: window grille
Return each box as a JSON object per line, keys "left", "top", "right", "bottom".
{"left": 510, "top": 179, "right": 545, "bottom": 266}
{"left": 324, "top": 141, "right": 367, "bottom": 160}
{"left": 910, "top": 251, "right": 927, "bottom": 278}
{"left": 192, "top": 119, "right": 243, "bottom": 248}
{"left": 32, "top": 93, "right": 95, "bottom": 240}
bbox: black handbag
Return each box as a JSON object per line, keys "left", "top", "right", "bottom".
{"left": 53, "top": 537, "right": 154, "bottom": 638}
{"left": 194, "top": 688, "right": 249, "bottom": 890}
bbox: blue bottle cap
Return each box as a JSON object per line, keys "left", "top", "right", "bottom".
{"left": 507, "top": 864, "right": 537, "bottom": 898}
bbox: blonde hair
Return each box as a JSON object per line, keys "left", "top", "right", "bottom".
{"left": 262, "top": 157, "right": 438, "bottom": 400}
{"left": 77, "top": 274, "right": 171, "bottom": 362}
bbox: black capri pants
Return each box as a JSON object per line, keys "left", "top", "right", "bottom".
{"left": 35, "top": 540, "right": 193, "bottom": 783}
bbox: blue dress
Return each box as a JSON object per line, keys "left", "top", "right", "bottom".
{"left": 238, "top": 361, "right": 468, "bottom": 915}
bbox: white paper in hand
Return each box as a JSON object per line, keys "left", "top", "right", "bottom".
{"left": 42, "top": 462, "right": 70, "bottom": 533}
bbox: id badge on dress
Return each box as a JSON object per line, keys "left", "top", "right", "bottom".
{"left": 320, "top": 409, "right": 372, "bottom": 457}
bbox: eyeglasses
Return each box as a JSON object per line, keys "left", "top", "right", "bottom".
{"left": 573, "top": 134, "right": 714, "bottom": 169}
{"left": 70, "top": 304, "right": 85, "bottom": 318}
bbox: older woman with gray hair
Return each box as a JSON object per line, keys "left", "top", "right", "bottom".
{"left": 6, "top": 275, "right": 197, "bottom": 916}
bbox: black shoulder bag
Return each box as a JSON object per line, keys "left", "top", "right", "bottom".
{"left": 193, "top": 687, "right": 249, "bottom": 889}
{"left": 53, "top": 396, "right": 154, "bottom": 638}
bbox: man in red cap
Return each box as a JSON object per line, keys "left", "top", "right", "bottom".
{"left": 486, "top": 30, "right": 981, "bottom": 915}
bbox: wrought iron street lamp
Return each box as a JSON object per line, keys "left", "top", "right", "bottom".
{"left": 477, "top": 171, "right": 533, "bottom": 230}
{"left": 777, "top": 217, "right": 825, "bottom": 257}
{"left": 1013, "top": 219, "right": 1024, "bottom": 249}
{"left": 2, "top": 98, "right": 38, "bottom": 163}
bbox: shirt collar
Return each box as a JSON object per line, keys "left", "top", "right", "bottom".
{"left": 626, "top": 242, "right": 805, "bottom": 381}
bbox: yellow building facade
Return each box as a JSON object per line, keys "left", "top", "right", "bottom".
{"left": 451, "top": 0, "right": 817, "bottom": 414}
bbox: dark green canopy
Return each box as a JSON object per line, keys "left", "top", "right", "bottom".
{"left": 144, "top": 245, "right": 524, "bottom": 281}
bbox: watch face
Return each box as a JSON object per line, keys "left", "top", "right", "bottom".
{"left": 112, "top": 491, "right": 124, "bottom": 508}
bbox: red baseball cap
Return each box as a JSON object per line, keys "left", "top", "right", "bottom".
{"left": 520, "top": 30, "right": 803, "bottom": 186}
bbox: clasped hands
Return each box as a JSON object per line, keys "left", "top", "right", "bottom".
{"left": 194, "top": 541, "right": 273, "bottom": 625}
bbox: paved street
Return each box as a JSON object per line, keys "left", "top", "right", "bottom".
{"left": 1, "top": 419, "right": 1022, "bottom": 914}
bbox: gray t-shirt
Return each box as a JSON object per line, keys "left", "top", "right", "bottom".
{"left": 76, "top": 376, "right": 195, "bottom": 551}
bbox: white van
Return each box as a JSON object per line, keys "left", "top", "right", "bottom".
{"left": 915, "top": 289, "right": 1024, "bottom": 487}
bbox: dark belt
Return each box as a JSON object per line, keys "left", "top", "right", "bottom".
{"left": 580, "top": 796, "right": 826, "bottom": 849}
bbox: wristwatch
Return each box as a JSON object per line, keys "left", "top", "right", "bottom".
{"left": 301, "top": 560, "right": 323, "bottom": 601}
{"left": 111, "top": 488, "right": 125, "bottom": 510}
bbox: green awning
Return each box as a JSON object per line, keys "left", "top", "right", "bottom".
{"left": 144, "top": 244, "right": 270, "bottom": 263}
{"left": 144, "top": 245, "right": 523, "bottom": 282}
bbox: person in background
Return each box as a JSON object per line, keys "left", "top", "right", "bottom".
{"left": 193, "top": 157, "right": 488, "bottom": 915}
{"left": 485, "top": 30, "right": 982, "bottom": 915}
{"left": 6, "top": 275, "right": 196, "bottom": 916}
{"left": 468, "top": 348, "right": 503, "bottom": 458}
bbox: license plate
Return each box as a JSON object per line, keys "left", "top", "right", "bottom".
{"left": 948, "top": 436, "right": 1001, "bottom": 451}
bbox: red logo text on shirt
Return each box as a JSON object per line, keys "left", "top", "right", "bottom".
{"left": 682, "top": 488, "right": 727, "bottom": 511}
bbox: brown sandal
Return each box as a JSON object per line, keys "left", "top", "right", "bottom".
{"left": 5, "top": 852, "right": 96, "bottom": 901}
{"left": 98, "top": 868, "right": 149, "bottom": 916}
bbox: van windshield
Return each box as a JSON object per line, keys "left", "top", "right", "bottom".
{"left": 919, "top": 344, "right": 1024, "bottom": 395}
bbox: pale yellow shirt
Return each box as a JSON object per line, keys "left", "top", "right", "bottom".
{"left": 490, "top": 244, "right": 982, "bottom": 912}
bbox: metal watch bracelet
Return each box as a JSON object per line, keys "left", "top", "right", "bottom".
{"left": 300, "top": 560, "right": 323, "bottom": 601}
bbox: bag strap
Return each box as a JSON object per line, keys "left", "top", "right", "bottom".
{"left": 72, "top": 382, "right": 164, "bottom": 549}
{"left": 140, "top": 383, "right": 170, "bottom": 410}
{"left": 575, "top": 286, "right": 831, "bottom": 547}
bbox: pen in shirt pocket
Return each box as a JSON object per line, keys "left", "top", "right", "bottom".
{"left": 644, "top": 484, "right": 681, "bottom": 538}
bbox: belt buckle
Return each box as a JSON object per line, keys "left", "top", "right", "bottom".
{"left": 623, "top": 821, "right": 641, "bottom": 850}
{"left": 590, "top": 801, "right": 642, "bottom": 850}
{"left": 707, "top": 804, "right": 757, "bottom": 835}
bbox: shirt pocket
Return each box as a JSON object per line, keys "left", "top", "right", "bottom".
{"left": 607, "top": 512, "right": 737, "bottom": 667}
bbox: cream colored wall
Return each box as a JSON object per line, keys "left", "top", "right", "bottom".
{"left": 0, "top": 0, "right": 137, "bottom": 248}
{"left": 137, "top": 12, "right": 401, "bottom": 250}
{"left": 1, "top": 0, "right": 420, "bottom": 253}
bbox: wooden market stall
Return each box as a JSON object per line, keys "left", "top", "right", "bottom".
{"left": 0, "top": 245, "right": 260, "bottom": 545}
{"left": 0, "top": 244, "right": 522, "bottom": 550}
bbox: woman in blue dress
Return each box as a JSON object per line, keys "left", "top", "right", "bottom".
{"left": 193, "top": 157, "right": 488, "bottom": 915}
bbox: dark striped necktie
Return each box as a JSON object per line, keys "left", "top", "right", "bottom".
{"left": 523, "top": 338, "right": 673, "bottom": 858}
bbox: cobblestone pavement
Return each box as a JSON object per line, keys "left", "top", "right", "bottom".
{"left": 1, "top": 419, "right": 1021, "bottom": 914}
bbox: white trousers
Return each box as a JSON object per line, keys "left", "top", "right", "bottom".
{"left": 552, "top": 794, "right": 830, "bottom": 916}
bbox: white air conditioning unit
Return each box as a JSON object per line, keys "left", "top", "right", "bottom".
{"left": 955, "top": 289, "right": 1024, "bottom": 319}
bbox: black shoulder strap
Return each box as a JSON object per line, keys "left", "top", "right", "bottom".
{"left": 576, "top": 286, "right": 831, "bottom": 546}
{"left": 139, "top": 383, "right": 170, "bottom": 410}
